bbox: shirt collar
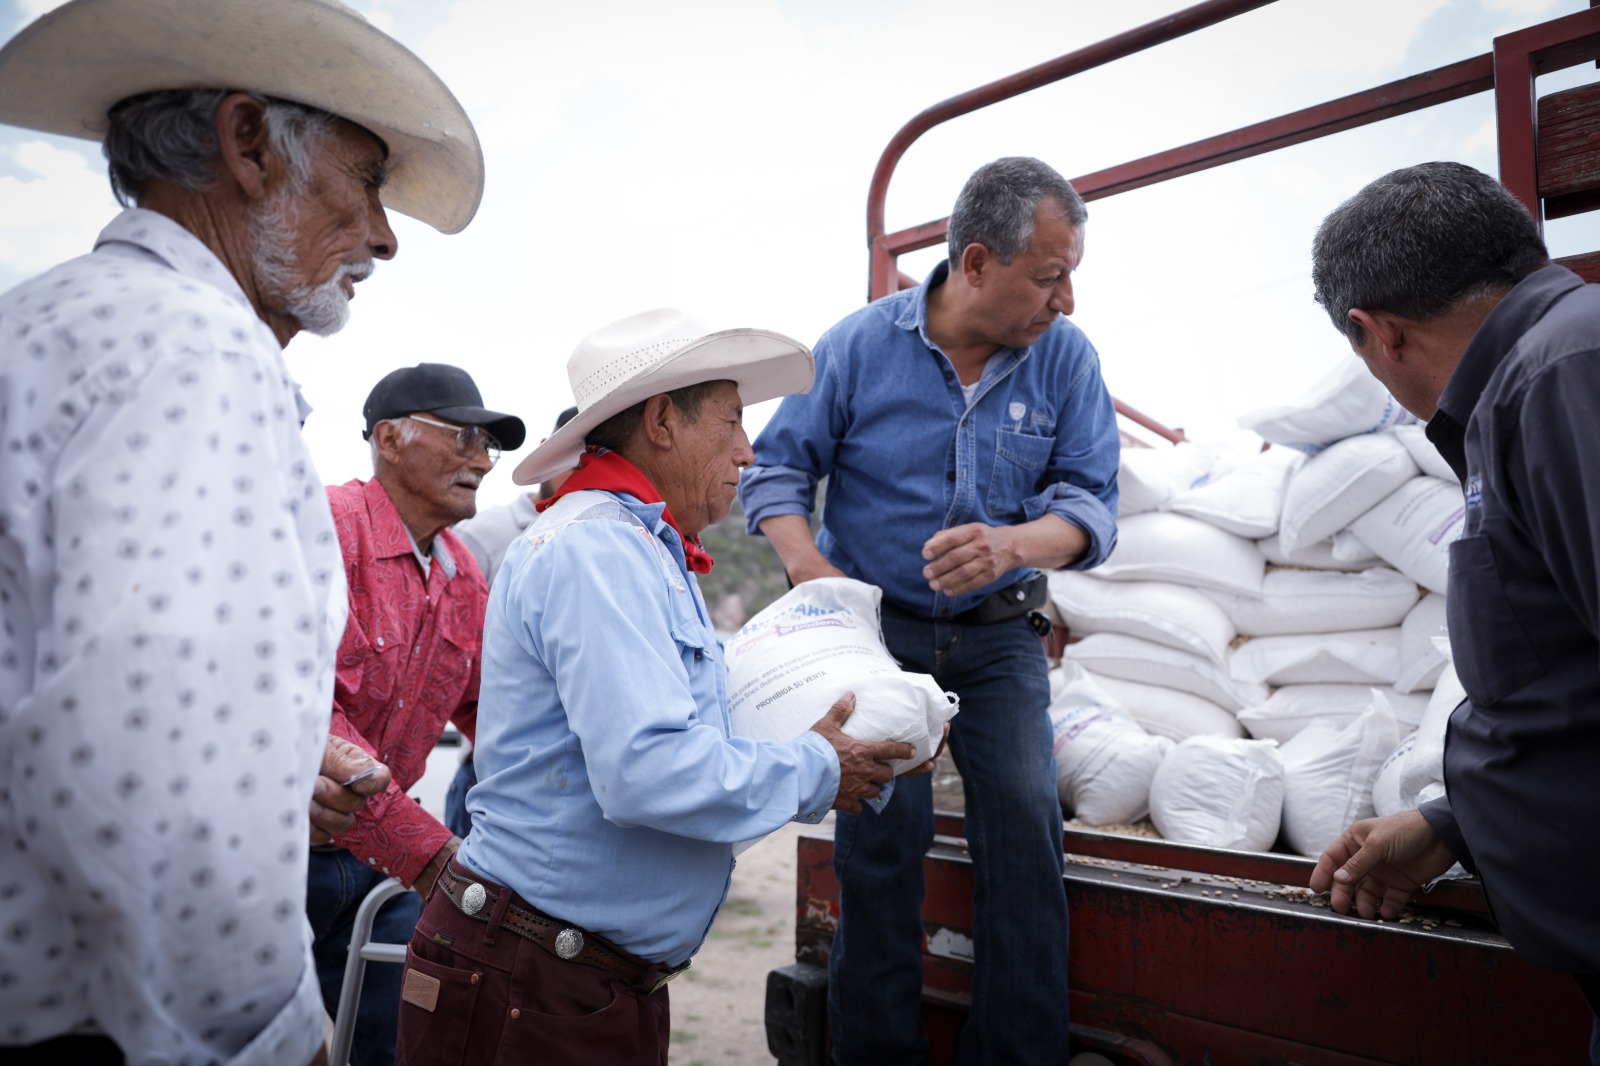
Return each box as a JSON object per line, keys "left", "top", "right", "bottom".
{"left": 96, "top": 208, "right": 317, "bottom": 425}
{"left": 360, "top": 477, "right": 456, "bottom": 578}
{"left": 894, "top": 259, "right": 1030, "bottom": 379}
{"left": 1425, "top": 264, "right": 1583, "bottom": 484}
{"left": 894, "top": 260, "right": 950, "bottom": 341}
{"left": 1437, "top": 264, "right": 1584, "bottom": 429}
{"left": 94, "top": 208, "right": 256, "bottom": 313}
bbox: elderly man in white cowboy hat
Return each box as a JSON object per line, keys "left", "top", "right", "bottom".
{"left": 394, "top": 309, "right": 923, "bottom": 1066}
{"left": 0, "top": 2, "right": 482, "bottom": 1064}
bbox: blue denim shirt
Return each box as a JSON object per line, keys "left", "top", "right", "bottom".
{"left": 458, "top": 490, "right": 839, "bottom": 966}
{"left": 741, "top": 262, "right": 1119, "bottom": 618}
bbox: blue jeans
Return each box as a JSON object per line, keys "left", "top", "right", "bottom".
{"left": 307, "top": 848, "right": 423, "bottom": 1066}
{"left": 828, "top": 607, "right": 1070, "bottom": 1065}
{"left": 443, "top": 752, "right": 476, "bottom": 840}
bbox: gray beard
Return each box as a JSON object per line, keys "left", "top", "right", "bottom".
{"left": 252, "top": 190, "right": 367, "bottom": 337}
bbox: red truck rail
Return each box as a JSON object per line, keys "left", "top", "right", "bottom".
{"left": 765, "top": 3, "right": 1600, "bottom": 1064}
{"left": 864, "top": 0, "right": 1600, "bottom": 447}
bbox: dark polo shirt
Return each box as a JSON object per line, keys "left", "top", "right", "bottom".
{"left": 1421, "top": 264, "right": 1600, "bottom": 976}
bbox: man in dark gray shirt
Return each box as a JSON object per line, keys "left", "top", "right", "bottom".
{"left": 1306, "top": 161, "right": 1600, "bottom": 1057}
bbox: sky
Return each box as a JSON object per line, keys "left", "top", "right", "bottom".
{"left": 1, "top": 0, "right": 1597, "bottom": 508}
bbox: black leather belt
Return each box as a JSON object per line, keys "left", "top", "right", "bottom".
{"left": 437, "top": 863, "right": 687, "bottom": 994}
{"left": 950, "top": 571, "right": 1048, "bottom": 626}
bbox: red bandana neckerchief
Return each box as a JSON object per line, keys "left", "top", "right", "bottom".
{"left": 535, "top": 446, "right": 715, "bottom": 574}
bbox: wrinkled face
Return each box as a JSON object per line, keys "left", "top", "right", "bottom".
{"left": 388, "top": 413, "right": 494, "bottom": 529}
{"left": 254, "top": 120, "right": 397, "bottom": 339}
{"left": 970, "top": 202, "right": 1084, "bottom": 350}
{"left": 665, "top": 381, "right": 753, "bottom": 537}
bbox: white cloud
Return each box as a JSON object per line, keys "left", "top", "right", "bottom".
{"left": 17, "top": 0, "right": 69, "bottom": 18}
{"left": 0, "top": 138, "right": 117, "bottom": 279}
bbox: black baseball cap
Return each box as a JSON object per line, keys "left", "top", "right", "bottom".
{"left": 362, "top": 363, "right": 526, "bottom": 450}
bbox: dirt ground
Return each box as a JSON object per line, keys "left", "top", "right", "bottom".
{"left": 667, "top": 751, "right": 967, "bottom": 1064}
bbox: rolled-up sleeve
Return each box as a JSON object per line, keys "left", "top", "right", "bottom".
{"left": 741, "top": 336, "right": 845, "bottom": 532}
{"left": 1024, "top": 348, "right": 1120, "bottom": 568}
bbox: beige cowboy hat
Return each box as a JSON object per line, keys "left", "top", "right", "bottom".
{"left": 513, "top": 308, "right": 814, "bottom": 486}
{"left": 0, "top": 0, "right": 483, "bottom": 234}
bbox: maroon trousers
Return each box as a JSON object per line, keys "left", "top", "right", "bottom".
{"left": 395, "top": 868, "right": 670, "bottom": 1066}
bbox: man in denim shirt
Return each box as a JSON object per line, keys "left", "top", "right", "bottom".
{"left": 741, "top": 157, "right": 1120, "bottom": 1064}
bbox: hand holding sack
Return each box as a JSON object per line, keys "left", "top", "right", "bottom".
{"left": 726, "top": 577, "right": 958, "bottom": 774}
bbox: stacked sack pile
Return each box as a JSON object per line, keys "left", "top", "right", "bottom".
{"left": 1045, "top": 359, "right": 1466, "bottom": 858}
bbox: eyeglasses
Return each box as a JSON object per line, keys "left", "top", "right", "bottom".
{"left": 407, "top": 414, "right": 502, "bottom": 466}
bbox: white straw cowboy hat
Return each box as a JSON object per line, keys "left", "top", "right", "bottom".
{"left": 513, "top": 308, "right": 814, "bottom": 486}
{"left": 0, "top": 0, "right": 483, "bottom": 234}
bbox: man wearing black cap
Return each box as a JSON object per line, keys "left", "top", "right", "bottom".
{"left": 312, "top": 362, "right": 524, "bottom": 1066}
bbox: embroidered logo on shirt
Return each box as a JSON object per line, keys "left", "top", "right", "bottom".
{"left": 1008, "top": 402, "right": 1026, "bottom": 422}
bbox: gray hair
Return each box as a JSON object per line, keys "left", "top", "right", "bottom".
{"left": 947, "top": 156, "right": 1087, "bottom": 268}
{"left": 369, "top": 416, "right": 421, "bottom": 468}
{"left": 1311, "top": 161, "right": 1549, "bottom": 343}
{"left": 103, "top": 89, "right": 340, "bottom": 206}
{"left": 587, "top": 380, "right": 725, "bottom": 455}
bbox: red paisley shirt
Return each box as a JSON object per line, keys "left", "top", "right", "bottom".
{"left": 326, "top": 478, "right": 483, "bottom": 885}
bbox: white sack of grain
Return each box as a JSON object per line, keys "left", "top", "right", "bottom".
{"left": 1086, "top": 672, "right": 1247, "bottom": 742}
{"left": 1047, "top": 665, "right": 1173, "bottom": 825}
{"left": 1093, "top": 512, "right": 1266, "bottom": 596}
{"left": 1118, "top": 440, "right": 1221, "bottom": 516}
{"left": 1238, "top": 357, "right": 1418, "bottom": 453}
{"left": 1258, "top": 531, "right": 1379, "bottom": 570}
{"left": 1165, "top": 445, "right": 1304, "bottom": 538}
{"left": 1203, "top": 567, "right": 1418, "bottom": 637}
{"left": 1230, "top": 628, "right": 1403, "bottom": 687}
{"left": 1392, "top": 423, "right": 1456, "bottom": 481}
{"left": 1347, "top": 477, "right": 1466, "bottom": 595}
{"left": 1395, "top": 664, "right": 1466, "bottom": 810}
{"left": 1395, "top": 593, "right": 1450, "bottom": 693}
{"left": 1148, "top": 736, "right": 1285, "bottom": 850}
{"left": 1066, "top": 632, "right": 1268, "bottom": 711}
{"left": 1279, "top": 699, "right": 1400, "bottom": 856}
{"left": 726, "top": 577, "right": 957, "bottom": 774}
{"left": 1278, "top": 433, "right": 1420, "bottom": 553}
{"left": 1048, "top": 571, "right": 1235, "bottom": 664}
{"left": 1237, "top": 684, "right": 1430, "bottom": 743}
{"left": 1331, "top": 530, "right": 1381, "bottom": 566}
{"left": 1371, "top": 731, "right": 1418, "bottom": 818}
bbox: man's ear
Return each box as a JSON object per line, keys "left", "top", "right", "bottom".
{"left": 371, "top": 419, "right": 407, "bottom": 466}
{"left": 1348, "top": 308, "right": 1406, "bottom": 364}
{"left": 214, "top": 92, "right": 275, "bottom": 202}
{"left": 639, "top": 394, "right": 676, "bottom": 451}
{"left": 958, "top": 242, "right": 991, "bottom": 286}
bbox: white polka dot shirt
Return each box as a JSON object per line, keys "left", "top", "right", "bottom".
{"left": 0, "top": 208, "right": 347, "bottom": 1065}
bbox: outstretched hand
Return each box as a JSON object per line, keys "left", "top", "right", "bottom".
{"left": 1309, "top": 810, "right": 1458, "bottom": 920}
{"left": 310, "top": 735, "right": 392, "bottom": 845}
{"left": 809, "top": 692, "right": 916, "bottom": 814}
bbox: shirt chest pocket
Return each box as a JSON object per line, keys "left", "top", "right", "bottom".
{"left": 1446, "top": 533, "right": 1545, "bottom": 704}
{"left": 987, "top": 429, "right": 1053, "bottom": 515}
{"left": 671, "top": 617, "right": 728, "bottom": 733}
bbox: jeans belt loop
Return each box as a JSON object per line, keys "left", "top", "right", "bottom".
{"left": 480, "top": 874, "right": 513, "bottom": 948}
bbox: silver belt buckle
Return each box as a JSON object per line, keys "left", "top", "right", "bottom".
{"left": 554, "top": 927, "right": 585, "bottom": 959}
{"left": 460, "top": 882, "right": 487, "bottom": 917}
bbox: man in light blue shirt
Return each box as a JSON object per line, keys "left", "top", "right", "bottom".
{"left": 741, "top": 157, "right": 1120, "bottom": 1064}
{"left": 396, "top": 309, "right": 917, "bottom": 1066}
